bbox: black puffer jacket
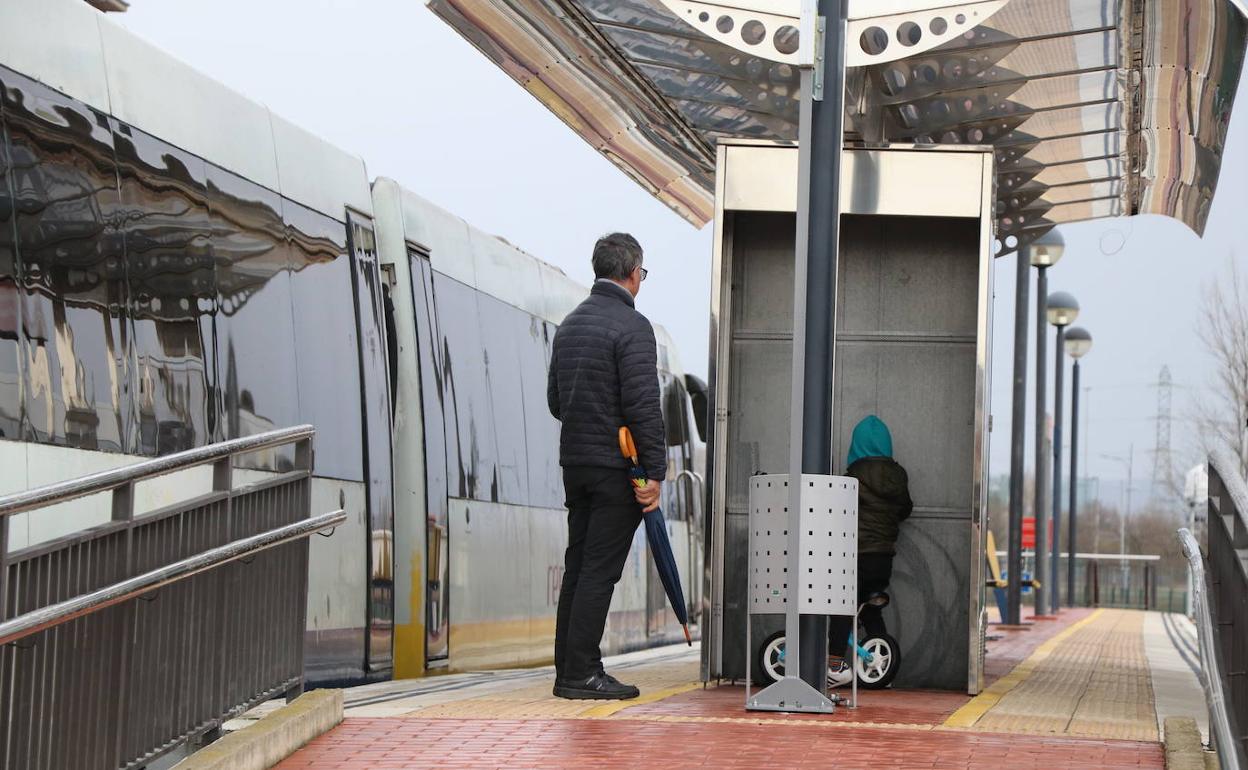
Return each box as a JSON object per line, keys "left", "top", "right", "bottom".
{"left": 848, "top": 457, "right": 913, "bottom": 555}
{"left": 547, "top": 281, "right": 667, "bottom": 480}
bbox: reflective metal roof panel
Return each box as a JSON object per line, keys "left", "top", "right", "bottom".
{"left": 430, "top": 0, "right": 1247, "bottom": 248}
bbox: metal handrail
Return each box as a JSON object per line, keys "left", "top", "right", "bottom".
{"left": 676, "top": 470, "right": 705, "bottom": 512}
{"left": 1178, "top": 526, "right": 1242, "bottom": 770}
{"left": 0, "top": 425, "right": 324, "bottom": 770}
{"left": 0, "top": 424, "right": 315, "bottom": 518}
{"left": 0, "top": 509, "right": 344, "bottom": 646}
{"left": 1210, "top": 449, "right": 1248, "bottom": 550}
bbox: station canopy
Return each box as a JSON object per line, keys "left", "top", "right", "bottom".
{"left": 429, "top": 0, "right": 1247, "bottom": 255}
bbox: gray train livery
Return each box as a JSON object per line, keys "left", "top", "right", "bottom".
{"left": 0, "top": 0, "right": 706, "bottom": 685}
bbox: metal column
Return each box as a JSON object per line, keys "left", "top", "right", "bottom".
{"left": 1033, "top": 267, "right": 1048, "bottom": 616}
{"left": 1050, "top": 324, "right": 1066, "bottom": 614}
{"left": 750, "top": 0, "right": 847, "bottom": 712}
{"left": 794, "top": 0, "right": 847, "bottom": 691}
{"left": 1006, "top": 249, "right": 1029, "bottom": 625}
{"left": 1067, "top": 360, "right": 1080, "bottom": 606}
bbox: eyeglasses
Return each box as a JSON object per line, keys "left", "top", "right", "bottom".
{"left": 638, "top": 266, "right": 648, "bottom": 281}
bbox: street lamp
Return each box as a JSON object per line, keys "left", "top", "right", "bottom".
{"left": 1006, "top": 228, "right": 1065, "bottom": 625}
{"left": 1100, "top": 447, "right": 1135, "bottom": 594}
{"left": 1030, "top": 229, "right": 1065, "bottom": 267}
{"left": 1063, "top": 327, "right": 1092, "bottom": 606}
{"left": 1046, "top": 292, "right": 1079, "bottom": 615}
{"left": 1028, "top": 229, "right": 1064, "bottom": 618}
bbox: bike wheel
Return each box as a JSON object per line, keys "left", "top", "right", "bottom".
{"left": 855, "top": 632, "right": 900, "bottom": 689}
{"left": 755, "top": 631, "right": 786, "bottom": 685}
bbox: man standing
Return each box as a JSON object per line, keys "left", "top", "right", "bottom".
{"left": 547, "top": 233, "right": 665, "bottom": 700}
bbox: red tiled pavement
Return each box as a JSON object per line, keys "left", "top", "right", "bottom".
{"left": 278, "top": 609, "right": 1149, "bottom": 769}
{"left": 276, "top": 716, "right": 1164, "bottom": 769}
{"left": 627, "top": 684, "right": 969, "bottom": 725}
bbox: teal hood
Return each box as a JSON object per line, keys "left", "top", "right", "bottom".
{"left": 847, "top": 415, "right": 893, "bottom": 468}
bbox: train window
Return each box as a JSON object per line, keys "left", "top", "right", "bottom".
{"left": 4, "top": 71, "right": 128, "bottom": 451}
{"left": 382, "top": 284, "right": 398, "bottom": 422}
{"left": 524, "top": 319, "right": 563, "bottom": 509}
{"left": 114, "top": 124, "right": 214, "bottom": 457}
{"left": 286, "top": 200, "right": 364, "bottom": 482}
{"left": 476, "top": 294, "right": 529, "bottom": 505}
{"left": 432, "top": 275, "right": 499, "bottom": 501}
{"left": 684, "top": 373, "right": 709, "bottom": 443}
{"left": 663, "top": 377, "right": 689, "bottom": 447}
{"left": 207, "top": 164, "right": 300, "bottom": 470}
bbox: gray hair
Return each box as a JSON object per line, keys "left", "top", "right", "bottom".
{"left": 592, "top": 233, "right": 643, "bottom": 280}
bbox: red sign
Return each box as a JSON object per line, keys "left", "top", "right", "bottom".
{"left": 1021, "top": 517, "right": 1052, "bottom": 550}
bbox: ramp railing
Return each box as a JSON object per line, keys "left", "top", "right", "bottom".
{"left": 1191, "top": 451, "right": 1248, "bottom": 768}
{"left": 0, "top": 425, "right": 345, "bottom": 770}
{"left": 1180, "top": 527, "right": 1241, "bottom": 770}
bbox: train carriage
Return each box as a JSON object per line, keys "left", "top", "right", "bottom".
{"left": 374, "top": 179, "right": 704, "bottom": 676}
{"left": 0, "top": 0, "right": 704, "bottom": 687}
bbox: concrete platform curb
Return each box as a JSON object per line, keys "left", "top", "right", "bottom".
{"left": 1163, "top": 716, "right": 1213, "bottom": 770}
{"left": 174, "top": 690, "right": 343, "bottom": 770}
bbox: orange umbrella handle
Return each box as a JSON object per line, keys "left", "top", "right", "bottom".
{"left": 618, "top": 427, "right": 638, "bottom": 463}
{"left": 618, "top": 427, "right": 647, "bottom": 489}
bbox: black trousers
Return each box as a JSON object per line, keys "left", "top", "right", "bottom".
{"left": 554, "top": 466, "right": 642, "bottom": 680}
{"left": 827, "top": 553, "right": 894, "bottom": 657}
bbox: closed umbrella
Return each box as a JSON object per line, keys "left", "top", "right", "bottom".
{"left": 618, "top": 427, "right": 692, "bottom": 646}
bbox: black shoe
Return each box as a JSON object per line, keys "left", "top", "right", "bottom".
{"left": 553, "top": 671, "right": 640, "bottom": 700}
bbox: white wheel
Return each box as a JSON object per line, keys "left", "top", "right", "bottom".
{"left": 855, "top": 634, "right": 899, "bottom": 689}
{"left": 759, "top": 633, "right": 786, "bottom": 683}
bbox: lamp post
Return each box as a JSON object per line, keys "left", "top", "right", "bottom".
{"left": 1046, "top": 292, "right": 1079, "bottom": 614}
{"left": 1100, "top": 448, "right": 1135, "bottom": 595}
{"left": 1063, "top": 327, "right": 1092, "bottom": 606}
{"left": 1023, "top": 230, "right": 1063, "bottom": 618}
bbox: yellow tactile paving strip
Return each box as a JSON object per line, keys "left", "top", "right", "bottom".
{"left": 946, "top": 609, "right": 1159, "bottom": 741}
{"left": 406, "top": 659, "right": 701, "bottom": 720}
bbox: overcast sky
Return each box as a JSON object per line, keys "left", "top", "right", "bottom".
{"left": 116, "top": 0, "right": 1247, "bottom": 499}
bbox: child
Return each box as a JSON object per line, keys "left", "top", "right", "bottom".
{"left": 827, "top": 415, "right": 913, "bottom": 686}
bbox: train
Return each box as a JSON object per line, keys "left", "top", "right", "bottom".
{"left": 0, "top": 0, "right": 706, "bottom": 685}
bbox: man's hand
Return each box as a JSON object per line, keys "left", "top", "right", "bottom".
{"left": 634, "top": 479, "right": 661, "bottom": 513}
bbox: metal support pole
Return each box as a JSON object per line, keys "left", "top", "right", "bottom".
{"left": 111, "top": 480, "right": 136, "bottom": 767}
{"left": 1121, "top": 445, "right": 1132, "bottom": 588}
{"left": 752, "top": 0, "right": 845, "bottom": 712}
{"left": 1006, "top": 249, "right": 1030, "bottom": 625}
{"left": 1067, "top": 361, "right": 1080, "bottom": 606}
{"left": 1033, "top": 267, "right": 1049, "bottom": 615}
{"left": 1050, "top": 324, "right": 1066, "bottom": 614}
{"left": 794, "top": 0, "right": 846, "bottom": 690}
{"left": 0, "top": 513, "right": 8, "bottom": 622}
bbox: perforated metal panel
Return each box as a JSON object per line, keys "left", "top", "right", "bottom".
{"left": 749, "top": 474, "right": 857, "bottom": 614}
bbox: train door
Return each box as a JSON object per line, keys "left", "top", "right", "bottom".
{"left": 406, "top": 247, "right": 450, "bottom": 666}
{"left": 673, "top": 378, "right": 701, "bottom": 634}
{"left": 684, "top": 373, "right": 710, "bottom": 633}
{"left": 346, "top": 213, "right": 395, "bottom": 674}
